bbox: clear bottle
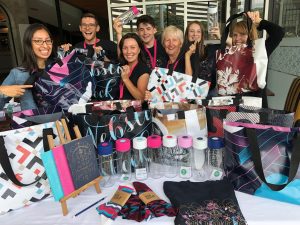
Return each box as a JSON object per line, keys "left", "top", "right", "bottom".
{"left": 115, "top": 138, "right": 131, "bottom": 182}
{"left": 193, "top": 137, "right": 208, "bottom": 181}
{"left": 98, "top": 142, "right": 116, "bottom": 188}
{"left": 177, "top": 135, "right": 193, "bottom": 179}
{"left": 207, "top": 137, "right": 224, "bottom": 180}
{"left": 132, "top": 137, "right": 149, "bottom": 180}
{"left": 162, "top": 135, "right": 178, "bottom": 178}
{"left": 207, "top": 5, "right": 218, "bottom": 39}
{"left": 118, "top": 6, "right": 141, "bottom": 25}
{"left": 147, "top": 135, "right": 164, "bottom": 179}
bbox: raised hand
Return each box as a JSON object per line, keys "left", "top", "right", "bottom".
{"left": 246, "top": 11, "right": 262, "bottom": 26}
{"left": 0, "top": 85, "right": 33, "bottom": 97}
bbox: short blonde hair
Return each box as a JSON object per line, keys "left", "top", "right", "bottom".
{"left": 161, "top": 25, "right": 184, "bottom": 47}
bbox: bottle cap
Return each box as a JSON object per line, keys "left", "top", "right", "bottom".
{"left": 131, "top": 6, "right": 140, "bottom": 15}
{"left": 147, "top": 135, "right": 162, "bottom": 149}
{"left": 133, "top": 137, "right": 147, "bottom": 150}
{"left": 208, "top": 137, "right": 224, "bottom": 150}
{"left": 98, "top": 142, "right": 113, "bottom": 155}
{"left": 116, "top": 138, "right": 131, "bottom": 152}
{"left": 178, "top": 135, "right": 193, "bottom": 148}
{"left": 208, "top": 6, "right": 217, "bottom": 14}
{"left": 193, "top": 136, "right": 208, "bottom": 150}
{"left": 163, "top": 135, "right": 177, "bottom": 148}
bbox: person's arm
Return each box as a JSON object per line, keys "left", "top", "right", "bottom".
{"left": 247, "top": 11, "right": 285, "bottom": 56}
{"left": 121, "top": 65, "right": 149, "bottom": 100}
{"left": 113, "top": 18, "right": 123, "bottom": 58}
{"left": 257, "top": 20, "right": 284, "bottom": 56}
{"left": 185, "top": 42, "right": 196, "bottom": 76}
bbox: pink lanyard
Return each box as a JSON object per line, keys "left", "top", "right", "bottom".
{"left": 144, "top": 39, "right": 157, "bottom": 69}
{"left": 83, "top": 38, "right": 99, "bottom": 49}
{"left": 119, "top": 62, "right": 138, "bottom": 99}
{"left": 166, "top": 59, "right": 179, "bottom": 71}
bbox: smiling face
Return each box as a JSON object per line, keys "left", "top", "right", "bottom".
{"left": 122, "top": 38, "right": 140, "bottom": 64}
{"left": 137, "top": 23, "right": 157, "bottom": 47}
{"left": 188, "top": 23, "right": 202, "bottom": 42}
{"left": 163, "top": 33, "right": 182, "bottom": 58}
{"left": 79, "top": 17, "right": 100, "bottom": 44}
{"left": 232, "top": 30, "right": 248, "bottom": 46}
{"left": 31, "top": 29, "right": 53, "bottom": 67}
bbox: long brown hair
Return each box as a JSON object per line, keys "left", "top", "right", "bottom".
{"left": 184, "top": 21, "right": 206, "bottom": 59}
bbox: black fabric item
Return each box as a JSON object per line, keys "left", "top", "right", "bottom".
{"left": 122, "top": 62, "right": 150, "bottom": 100}
{"left": 163, "top": 179, "right": 247, "bottom": 225}
{"left": 74, "top": 39, "right": 118, "bottom": 62}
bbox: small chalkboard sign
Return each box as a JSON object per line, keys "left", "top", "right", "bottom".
{"left": 64, "top": 135, "right": 99, "bottom": 189}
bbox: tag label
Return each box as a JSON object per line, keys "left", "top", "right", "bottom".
{"left": 167, "top": 114, "right": 176, "bottom": 121}
{"left": 139, "top": 191, "right": 161, "bottom": 205}
{"left": 135, "top": 168, "right": 148, "bottom": 180}
{"left": 120, "top": 174, "right": 131, "bottom": 181}
{"left": 180, "top": 166, "right": 192, "bottom": 178}
{"left": 209, "top": 168, "right": 223, "bottom": 180}
{"left": 111, "top": 190, "right": 131, "bottom": 206}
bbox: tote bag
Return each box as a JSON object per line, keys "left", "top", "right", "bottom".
{"left": 216, "top": 12, "right": 268, "bottom": 95}
{"left": 224, "top": 121, "right": 300, "bottom": 205}
{"left": 150, "top": 102, "right": 207, "bottom": 137}
{"left": 0, "top": 122, "right": 60, "bottom": 214}
{"left": 147, "top": 67, "right": 210, "bottom": 103}
{"left": 72, "top": 109, "right": 152, "bottom": 146}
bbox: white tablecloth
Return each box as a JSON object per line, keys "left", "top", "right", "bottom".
{"left": 1, "top": 177, "right": 300, "bottom": 225}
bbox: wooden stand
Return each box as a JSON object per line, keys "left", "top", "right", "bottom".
{"left": 60, "top": 176, "right": 103, "bottom": 216}
{"left": 52, "top": 119, "right": 103, "bottom": 216}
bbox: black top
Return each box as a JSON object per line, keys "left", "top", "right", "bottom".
{"left": 141, "top": 38, "right": 168, "bottom": 70}
{"left": 74, "top": 39, "right": 118, "bottom": 62}
{"left": 190, "top": 44, "right": 220, "bottom": 91}
{"left": 163, "top": 180, "right": 247, "bottom": 225}
{"left": 122, "top": 62, "right": 150, "bottom": 100}
{"left": 163, "top": 55, "right": 186, "bottom": 74}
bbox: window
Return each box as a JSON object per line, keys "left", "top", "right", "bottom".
{"left": 269, "top": 0, "right": 300, "bottom": 37}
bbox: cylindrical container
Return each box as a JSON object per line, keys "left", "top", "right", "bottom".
{"left": 132, "top": 137, "right": 148, "bottom": 180}
{"left": 207, "top": 5, "right": 218, "bottom": 39}
{"left": 177, "top": 135, "right": 193, "bottom": 178}
{"left": 193, "top": 137, "right": 208, "bottom": 181}
{"left": 208, "top": 137, "right": 224, "bottom": 170}
{"left": 147, "top": 135, "right": 164, "bottom": 179}
{"left": 118, "top": 6, "right": 141, "bottom": 25}
{"left": 116, "top": 138, "right": 131, "bottom": 181}
{"left": 98, "top": 142, "right": 115, "bottom": 188}
{"left": 163, "top": 135, "right": 178, "bottom": 178}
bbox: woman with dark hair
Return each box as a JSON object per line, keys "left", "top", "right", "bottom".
{"left": 184, "top": 21, "right": 220, "bottom": 96}
{"left": 0, "top": 23, "right": 55, "bottom": 110}
{"left": 119, "top": 33, "right": 150, "bottom": 100}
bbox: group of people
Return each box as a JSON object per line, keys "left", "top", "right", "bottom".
{"left": 0, "top": 10, "right": 284, "bottom": 111}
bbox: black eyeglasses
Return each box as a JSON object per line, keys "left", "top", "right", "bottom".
{"left": 32, "top": 39, "right": 53, "bottom": 45}
{"left": 80, "top": 23, "right": 97, "bottom": 28}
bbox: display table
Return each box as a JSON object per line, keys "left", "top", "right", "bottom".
{"left": 1, "top": 177, "right": 300, "bottom": 225}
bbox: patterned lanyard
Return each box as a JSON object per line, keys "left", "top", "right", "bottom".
{"left": 119, "top": 62, "right": 138, "bottom": 99}
{"left": 144, "top": 39, "right": 157, "bottom": 69}
{"left": 83, "top": 38, "right": 99, "bottom": 49}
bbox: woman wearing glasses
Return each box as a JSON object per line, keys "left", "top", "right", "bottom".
{"left": 0, "top": 23, "right": 55, "bottom": 110}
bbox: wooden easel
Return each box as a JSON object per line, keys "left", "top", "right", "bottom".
{"left": 48, "top": 119, "right": 102, "bottom": 216}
